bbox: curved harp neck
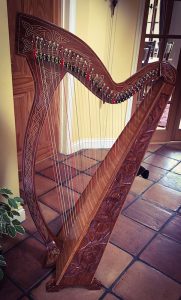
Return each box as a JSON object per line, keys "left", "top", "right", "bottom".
{"left": 16, "top": 13, "right": 176, "bottom": 105}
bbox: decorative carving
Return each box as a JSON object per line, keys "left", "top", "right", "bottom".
{"left": 22, "top": 20, "right": 70, "bottom": 49}
{"left": 46, "top": 241, "right": 61, "bottom": 267}
{"left": 161, "top": 61, "right": 177, "bottom": 85}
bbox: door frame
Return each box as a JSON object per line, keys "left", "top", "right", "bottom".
{"left": 135, "top": 0, "right": 181, "bottom": 142}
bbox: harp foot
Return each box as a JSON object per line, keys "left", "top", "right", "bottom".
{"left": 45, "top": 241, "right": 60, "bottom": 267}
{"left": 46, "top": 277, "right": 102, "bottom": 292}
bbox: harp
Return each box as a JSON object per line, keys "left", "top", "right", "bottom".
{"left": 15, "top": 13, "right": 176, "bottom": 291}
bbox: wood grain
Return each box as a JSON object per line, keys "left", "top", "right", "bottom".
{"left": 7, "top": 0, "right": 60, "bottom": 173}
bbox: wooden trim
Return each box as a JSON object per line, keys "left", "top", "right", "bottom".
{"left": 137, "top": 0, "right": 150, "bottom": 70}
{"left": 131, "top": 1, "right": 149, "bottom": 115}
{"left": 146, "top": 34, "right": 181, "bottom": 39}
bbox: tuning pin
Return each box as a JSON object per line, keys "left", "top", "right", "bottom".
{"left": 64, "top": 48, "right": 68, "bottom": 57}
{"left": 56, "top": 43, "right": 59, "bottom": 51}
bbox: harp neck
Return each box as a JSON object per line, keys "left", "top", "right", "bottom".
{"left": 16, "top": 13, "right": 176, "bottom": 106}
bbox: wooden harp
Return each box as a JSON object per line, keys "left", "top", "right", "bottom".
{"left": 15, "top": 13, "right": 176, "bottom": 291}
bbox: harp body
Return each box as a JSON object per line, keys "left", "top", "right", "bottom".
{"left": 15, "top": 13, "right": 176, "bottom": 291}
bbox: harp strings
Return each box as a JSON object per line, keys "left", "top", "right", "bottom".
{"left": 62, "top": 77, "right": 85, "bottom": 235}
{"left": 60, "top": 70, "right": 91, "bottom": 234}
{"left": 70, "top": 76, "right": 90, "bottom": 224}
{"left": 104, "top": 4, "right": 119, "bottom": 165}
{"left": 53, "top": 63, "right": 83, "bottom": 238}
{"left": 36, "top": 44, "right": 82, "bottom": 238}
{"left": 34, "top": 0, "right": 154, "bottom": 240}
{"left": 49, "top": 49, "right": 75, "bottom": 237}
{"left": 37, "top": 53, "right": 71, "bottom": 237}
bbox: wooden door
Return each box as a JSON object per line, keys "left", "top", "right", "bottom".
{"left": 170, "top": 50, "right": 181, "bottom": 141}
{"left": 7, "top": 0, "right": 61, "bottom": 172}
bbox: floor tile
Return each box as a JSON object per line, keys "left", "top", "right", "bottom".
{"left": 50, "top": 152, "right": 68, "bottom": 162}
{"left": 13, "top": 144, "right": 181, "bottom": 300}
{"left": 83, "top": 149, "right": 109, "bottom": 161}
{"left": 39, "top": 163, "right": 78, "bottom": 183}
{"left": 2, "top": 231, "right": 29, "bottom": 253}
{"left": 65, "top": 173, "right": 92, "bottom": 194}
{"left": 143, "top": 151, "right": 152, "bottom": 160}
{"left": 22, "top": 202, "right": 59, "bottom": 234}
{"left": 172, "top": 162, "right": 181, "bottom": 175}
{"left": 34, "top": 216, "right": 62, "bottom": 242}
{"left": 142, "top": 183, "right": 181, "bottom": 211}
{"left": 161, "top": 215, "right": 181, "bottom": 243}
{"left": 84, "top": 162, "right": 101, "bottom": 176}
{"left": 0, "top": 276, "right": 23, "bottom": 300}
{"left": 113, "top": 261, "right": 181, "bottom": 300}
{"left": 159, "top": 172, "right": 181, "bottom": 192}
{"left": 144, "top": 153, "right": 178, "bottom": 170}
{"left": 156, "top": 145, "right": 181, "bottom": 160}
{"left": 110, "top": 215, "right": 155, "bottom": 255}
{"left": 35, "top": 175, "right": 58, "bottom": 196}
{"left": 4, "top": 237, "right": 49, "bottom": 290}
{"left": 64, "top": 153, "right": 98, "bottom": 171}
{"left": 103, "top": 293, "right": 120, "bottom": 300}
{"left": 122, "top": 193, "right": 136, "bottom": 209}
{"left": 130, "top": 177, "right": 153, "bottom": 195}
{"left": 40, "top": 186, "right": 80, "bottom": 213}
{"left": 31, "top": 274, "right": 104, "bottom": 300}
{"left": 141, "top": 162, "right": 167, "bottom": 182}
{"left": 35, "top": 159, "right": 56, "bottom": 172}
{"left": 140, "top": 234, "right": 181, "bottom": 282}
{"left": 95, "top": 243, "right": 133, "bottom": 288}
{"left": 147, "top": 144, "right": 163, "bottom": 152}
{"left": 123, "top": 198, "right": 172, "bottom": 231}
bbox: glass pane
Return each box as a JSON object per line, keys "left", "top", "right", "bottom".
{"left": 142, "top": 38, "right": 159, "bottom": 66}
{"left": 165, "top": 39, "right": 181, "bottom": 69}
{"left": 146, "top": 0, "right": 161, "bottom": 35}
{"left": 142, "top": 38, "right": 181, "bottom": 68}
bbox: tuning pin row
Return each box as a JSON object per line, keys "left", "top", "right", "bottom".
{"left": 32, "top": 39, "right": 160, "bottom": 104}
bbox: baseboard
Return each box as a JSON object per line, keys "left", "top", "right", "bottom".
{"left": 65, "top": 138, "right": 116, "bottom": 154}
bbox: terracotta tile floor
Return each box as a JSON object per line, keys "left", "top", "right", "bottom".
{"left": 1, "top": 143, "right": 181, "bottom": 300}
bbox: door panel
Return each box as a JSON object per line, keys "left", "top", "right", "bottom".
{"left": 7, "top": 0, "right": 60, "bottom": 170}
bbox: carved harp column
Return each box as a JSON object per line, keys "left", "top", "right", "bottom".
{"left": 15, "top": 13, "right": 176, "bottom": 291}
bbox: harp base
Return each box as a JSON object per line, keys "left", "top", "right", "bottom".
{"left": 45, "top": 241, "right": 61, "bottom": 267}
{"left": 46, "top": 277, "right": 102, "bottom": 292}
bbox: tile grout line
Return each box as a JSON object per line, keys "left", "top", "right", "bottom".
{"left": 121, "top": 210, "right": 181, "bottom": 245}
{"left": 110, "top": 210, "right": 181, "bottom": 284}
{"left": 99, "top": 289, "right": 124, "bottom": 300}
{"left": 15, "top": 145, "right": 181, "bottom": 298}
{"left": 26, "top": 268, "right": 55, "bottom": 294}
{"left": 4, "top": 273, "right": 26, "bottom": 294}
